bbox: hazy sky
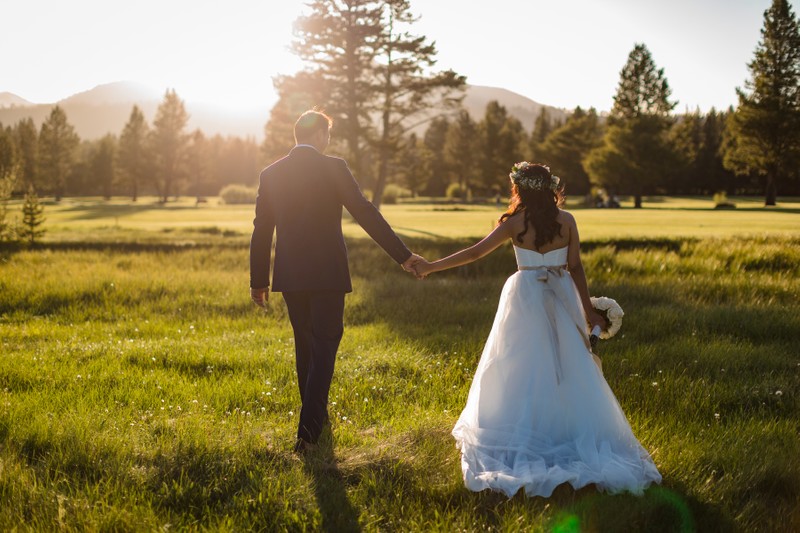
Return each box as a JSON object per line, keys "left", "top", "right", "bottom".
{"left": 1, "top": 0, "right": 794, "bottom": 113}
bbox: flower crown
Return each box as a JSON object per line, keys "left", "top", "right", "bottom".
{"left": 509, "top": 162, "right": 560, "bottom": 191}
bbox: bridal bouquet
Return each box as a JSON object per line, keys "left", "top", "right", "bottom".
{"left": 590, "top": 296, "right": 624, "bottom": 340}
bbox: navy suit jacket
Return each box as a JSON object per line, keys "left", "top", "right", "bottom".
{"left": 249, "top": 145, "right": 412, "bottom": 292}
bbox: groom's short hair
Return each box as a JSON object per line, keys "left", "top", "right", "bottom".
{"left": 294, "top": 110, "right": 333, "bottom": 144}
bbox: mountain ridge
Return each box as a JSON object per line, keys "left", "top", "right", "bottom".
{"left": 0, "top": 92, "right": 34, "bottom": 108}
{"left": 0, "top": 81, "right": 569, "bottom": 139}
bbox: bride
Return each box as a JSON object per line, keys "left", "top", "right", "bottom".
{"left": 414, "top": 163, "right": 662, "bottom": 498}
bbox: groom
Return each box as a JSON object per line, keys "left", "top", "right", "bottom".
{"left": 250, "top": 110, "right": 423, "bottom": 452}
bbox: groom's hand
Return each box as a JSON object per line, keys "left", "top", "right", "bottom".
{"left": 402, "top": 253, "right": 426, "bottom": 280}
{"left": 250, "top": 287, "right": 269, "bottom": 308}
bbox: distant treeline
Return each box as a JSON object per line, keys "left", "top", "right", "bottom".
{"left": 0, "top": 96, "right": 754, "bottom": 204}
{"left": 260, "top": 0, "right": 800, "bottom": 207}
{"left": 1, "top": 0, "right": 798, "bottom": 206}
{"left": 0, "top": 96, "right": 262, "bottom": 203}
{"left": 0, "top": 91, "right": 792, "bottom": 205}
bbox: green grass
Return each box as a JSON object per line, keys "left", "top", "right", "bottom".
{"left": 1, "top": 200, "right": 799, "bottom": 531}
{"left": 6, "top": 194, "right": 800, "bottom": 243}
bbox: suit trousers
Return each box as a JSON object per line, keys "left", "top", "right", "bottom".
{"left": 282, "top": 290, "right": 345, "bottom": 444}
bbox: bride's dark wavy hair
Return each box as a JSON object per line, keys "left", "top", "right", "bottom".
{"left": 499, "top": 163, "right": 565, "bottom": 249}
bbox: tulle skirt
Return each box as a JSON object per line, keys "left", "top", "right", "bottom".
{"left": 452, "top": 270, "right": 661, "bottom": 498}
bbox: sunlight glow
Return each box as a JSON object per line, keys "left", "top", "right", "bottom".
{"left": 2, "top": 0, "right": 307, "bottom": 108}
{"left": 2, "top": 0, "right": 797, "bottom": 112}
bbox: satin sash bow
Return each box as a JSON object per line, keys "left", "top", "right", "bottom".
{"left": 518, "top": 265, "right": 592, "bottom": 384}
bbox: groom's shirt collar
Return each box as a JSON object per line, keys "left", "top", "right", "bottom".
{"left": 294, "top": 144, "right": 319, "bottom": 152}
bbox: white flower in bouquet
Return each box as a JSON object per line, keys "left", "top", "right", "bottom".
{"left": 590, "top": 296, "right": 624, "bottom": 339}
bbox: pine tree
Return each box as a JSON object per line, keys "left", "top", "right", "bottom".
{"left": 610, "top": 44, "right": 675, "bottom": 121}
{"left": 394, "top": 132, "right": 426, "bottom": 196}
{"left": 723, "top": 0, "right": 800, "bottom": 205}
{"left": 89, "top": 135, "right": 116, "bottom": 200}
{"left": 150, "top": 90, "right": 189, "bottom": 203}
{"left": 68, "top": 141, "right": 94, "bottom": 196}
{"left": 20, "top": 186, "right": 45, "bottom": 244}
{"left": 292, "top": 0, "right": 383, "bottom": 177}
{"left": 0, "top": 126, "right": 17, "bottom": 185}
{"left": 0, "top": 177, "right": 13, "bottom": 242}
{"left": 39, "top": 106, "right": 80, "bottom": 201}
{"left": 421, "top": 116, "right": 449, "bottom": 196}
{"left": 0, "top": 129, "right": 16, "bottom": 241}
{"left": 118, "top": 105, "right": 150, "bottom": 202}
{"left": 478, "top": 101, "right": 525, "bottom": 191}
{"left": 538, "top": 107, "right": 603, "bottom": 196}
{"left": 499, "top": 116, "right": 527, "bottom": 183}
{"left": 479, "top": 101, "right": 506, "bottom": 188}
{"left": 369, "top": 0, "right": 465, "bottom": 207}
{"left": 699, "top": 109, "right": 737, "bottom": 194}
{"left": 445, "top": 110, "right": 478, "bottom": 200}
{"left": 529, "top": 107, "right": 553, "bottom": 160}
{"left": 585, "top": 43, "right": 677, "bottom": 207}
{"left": 291, "top": 0, "right": 465, "bottom": 207}
{"left": 667, "top": 109, "right": 738, "bottom": 195}
{"left": 13, "top": 118, "right": 38, "bottom": 191}
{"left": 185, "top": 130, "right": 211, "bottom": 199}
{"left": 669, "top": 110, "right": 705, "bottom": 194}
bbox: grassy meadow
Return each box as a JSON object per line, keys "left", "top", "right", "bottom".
{"left": 28, "top": 195, "right": 800, "bottom": 242}
{"left": 1, "top": 197, "right": 799, "bottom": 531}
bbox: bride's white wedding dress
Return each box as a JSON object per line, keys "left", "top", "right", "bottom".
{"left": 452, "top": 245, "right": 661, "bottom": 498}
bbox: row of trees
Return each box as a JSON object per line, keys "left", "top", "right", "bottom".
{"left": 262, "top": 0, "right": 800, "bottom": 206}
{"left": 0, "top": 91, "right": 262, "bottom": 203}
{"left": 725, "top": 0, "right": 800, "bottom": 205}
{"left": 584, "top": 0, "right": 800, "bottom": 207}
{"left": 365, "top": 98, "right": 744, "bottom": 203}
{"left": 0, "top": 0, "right": 797, "bottom": 207}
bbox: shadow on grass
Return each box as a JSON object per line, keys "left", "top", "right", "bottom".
{"left": 59, "top": 202, "right": 209, "bottom": 221}
{"left": 327, "top": 447, "right": 733, "bottom": 531}
{"left": 538, "top": 480, "right": 734, "bottom": 533}
{"left": 391, "top": 225, "right": 449, "bottom": 239}
{"left": 632, "top": 206, "right": 800, "bottom": 215}
{"left": 0, "top": 241, "right": 238, "bottom": 257}
{"left": 303, "top": 431, "right": 362, "bottom": 532}
{"left": 582, "top": 238, "right": 694, "bottom": 253}
{"left": 143, "top": 442, "right": 321, "bottom": 527}
{"left": 125, "top": 353, "right": 239, "bottom": 378}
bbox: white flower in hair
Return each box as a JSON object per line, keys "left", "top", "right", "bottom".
{"left": 509, "top": 161, "right": 560, "bottom": 191}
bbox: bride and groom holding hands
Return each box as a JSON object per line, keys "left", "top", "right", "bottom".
{"left": 249, "top": 110, "right": 661, "bottom": 498}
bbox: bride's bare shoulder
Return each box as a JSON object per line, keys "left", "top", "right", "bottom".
{"left": 497, "top": 209, "right": 524, "bottom": 236}
{"left": 498, "top": 209, "right": 524, "bottom": 225}
{"left": 557, "top": 209, "right": 576, "bottom": 226}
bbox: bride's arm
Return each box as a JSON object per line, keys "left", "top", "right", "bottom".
{"left": 415, "top": 221, "right": 512, "bottom": 277}
{"left": 565, "top": 213, "right": 606, "bottom": 329}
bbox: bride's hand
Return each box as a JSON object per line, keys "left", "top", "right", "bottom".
{"left": 413, "top": 260, "right": 434, "bottom": 278}
{"left": 588, "top": 310, "right": 606, "bottom": 331}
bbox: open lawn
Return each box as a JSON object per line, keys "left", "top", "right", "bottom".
{"left": 1, "top": 199, "right": 799, "bottom": 531}
{"left": 11, "top": 195, "right": 800, "bottom": 243}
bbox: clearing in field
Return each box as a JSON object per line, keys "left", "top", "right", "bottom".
{"left": 0, "top": 198, "right": 798, "bottom": 531}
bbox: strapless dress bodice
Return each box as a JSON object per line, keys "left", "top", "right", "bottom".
{"left": 514, "top": 245, "right": 568, "bottom": 268}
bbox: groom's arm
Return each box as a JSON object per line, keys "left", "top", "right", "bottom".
{"left": 332, "top": 158, "right": 412, "bottom": 265}
{"left": 250, "top": 169, "right": 276, "bottom": 298}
